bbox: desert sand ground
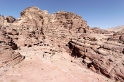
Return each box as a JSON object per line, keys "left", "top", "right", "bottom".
{"left": 0, "top": 46, "right": 114, "bottom": 82}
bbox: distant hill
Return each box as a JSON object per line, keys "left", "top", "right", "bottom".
{"left": 107, "top": 25, "right": 124, "bottom": 32}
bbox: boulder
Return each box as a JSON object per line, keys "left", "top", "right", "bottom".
{"left": 0, "top": 45, "right": 25, "bottom": 68}
{"left": 6, "top": 16, "right": 16, "bottom": 23}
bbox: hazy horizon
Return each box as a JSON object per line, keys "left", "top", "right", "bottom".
{"left": 0, "top": 0, "right": 124, "bottom": 29}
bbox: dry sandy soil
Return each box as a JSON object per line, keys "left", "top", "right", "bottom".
{"left": 0, "top": 46, "right": 114, "bottom": 82}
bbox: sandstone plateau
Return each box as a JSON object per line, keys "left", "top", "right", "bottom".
{"left": 0, "top": 6, "right": 123, "bottom": 82}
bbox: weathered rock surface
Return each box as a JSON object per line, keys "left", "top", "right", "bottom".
{"left": 108, "top": 32, "right": 124, "bottom": 44}
{"left": 107, "top": 25, "right": 124, "bottom": 32}
{"left": 0, "top": 45, "right": 24, "bottom": 68}
{"left": 0, "top": 24, "right": 24, "bottom": 69}
{"left": 0, "top": 6, "right": 89, "bottom": 71}
{"left": 68, "top": 34, "right": 124, "bottom": 82}
{"left": 91, "top": 27, "right": 114, "bottom": 34}
{"left": 0, "top": 6, "right": 124, "bottom": 82}
{"left": 10, "top": 6, "right": 90, "bottom": 48}
{"left": 0, "top": 15, "right": 16, "bottom": 26}
{"left": 6, "top": 16, "right": 16, "bottom": 23}
{"left": 0, "top": 15, "right": 5, "bottom": 26}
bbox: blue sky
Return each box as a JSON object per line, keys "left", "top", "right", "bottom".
{"left": 0, "top": 0, "right": 124, "bottom": 29}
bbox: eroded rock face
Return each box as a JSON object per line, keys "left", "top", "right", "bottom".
{"left": 0, "top": 15, "right": 16, "bottom": 27}
{"left": 0, "top": 15, "right": 6, "bottom": 26}
{"left": 0, "top": 6, "right": 90, "bottom": 69}
{"left": 0, "top": 6, "right": 124, "bottom": 82}
{"left": 0, "top": 45, "right": 24, "bottom": 68}
{"left": 68, "top": 33, "right": 124, "bottom": 82}
{"left": 91, "top": 27, "right": 114, "bottom": 34}
{"left": 15, "top": 6, "right": 89, "bottom": 33}
{"left": 11, "top": 6, "right": 90, "bottom": 48}
{"left": 6, "top": 16, "right": 16, "bottom": 23}
{"left": 108, "top": 32, "right": 124, "bottom": 44}
{"left": 0, "top": 26, "right": 24, "bottom": 68}
{"left": 120, "top": 34, "right": 124, "bottom": 43}
{"left": 55, "top": 11, "right": 90, "bottom": 33}
{"left": 14, "top": 6, "right": 50, "bottom": 31}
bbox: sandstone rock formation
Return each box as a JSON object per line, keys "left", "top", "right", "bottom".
{"left": 91, "top": 27, "right": 114, "bottom": 34}
{"left": 0, "top": 6, "right": 124, "bottom": 82}
{"left": 6, "top": 16, "right": 16, "bottom": 23}
{"left": 11, "top": 6, "right": 90, "bottom": 49}
{"left": 107, "top": 25, "right": 124, "bottom": 32}
{"left": 108, "top": 31, "right": 124, "bottom": 44}
{"left": 0, "top": 45, "right": 24, "bottom": 68}
{"left": 0, "top": 27, "right": 24, "bottom": 69}
{"left": 68, "top": 33, "right": 124, "bottom": 82}
{"left": 0, "top": 15, "right": 5, "bottom": 26}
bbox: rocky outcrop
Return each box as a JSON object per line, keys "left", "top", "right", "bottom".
{"left": 14, "top": 6, "right": 50, "bottom": 32}
{"left": 0, "top": 26, "right": 24, "bottom": 68}
{"left": 11, "top": 6, "right": 90, "bottom": 48}
{"left": 107, "top": 25, "right": 124, "bottom": 32}
{"left": 55, "top": 11, "right": 90, "bottom": 33}
{"left": 108, "top": 32, "right": 124, "bottom": 44}
{"left": 0, "top": 45, "right": 24, "bottom": 68}
{"left": 0, "top": 6, "right": 124, "bottom": 82}
{"left": 15, "top": 6, "right": 89, "bottom": 33}
{"left": 0, "top": 15, "right": 16, "bottom": 27}
{"left": 68, "top": 34, "right": 124, "bottom": 82}
{"left": 6, "top": 16, "right": 16, "bottom": 23}
{"left": 91, "top": 27, "right": 114, "bottom": 34}
{"left": 0, "top": 15, "right": 5, "bottom": 26}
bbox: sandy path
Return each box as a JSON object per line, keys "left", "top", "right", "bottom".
{"left": 0, "top": 47, "right": 114, "bottom": 82}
